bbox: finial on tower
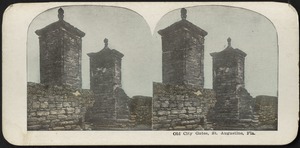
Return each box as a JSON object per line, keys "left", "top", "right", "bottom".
{"left": 181, "top": 8, "right": 187, "bottom": 20}
{"left": 58, "top": 8, "right": 64, "bottom": 21}
{"left": 104, "top": 38, "right": 108, "bottom": 47}
{"left": 227, "top": 37, "right": 231, "bottom": 47}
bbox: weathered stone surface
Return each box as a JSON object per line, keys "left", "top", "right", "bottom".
{"left": 27, "top": 82, "right": 94, "bottom": 131}
{"left": 253, "top": 95, "right": 278, "bottom": 130}
{"left": 37, "top": 111, "right": 50, "bottom": 116}
{"left": 63, "top": 102, "right": 71, "bottom": 107}
{"left": 158, "top": 10, "right": 207, "bottom": 87}
{"left": 32, "top": 102, "right": 40, "bottom": 109}
{"left": 152, "top": 82, "right": 216, "bottom": 130}
{"left": 129, "top": 96, "right": 152, "bottom": 130}
{"left": 86, "top": 40, "right": 130, "bottom": 129}
{"left": 210, "top": 38, "right": 254, "bottom": 129}
{"left": 35, "top": 8, "right": 85, "bottom": 88}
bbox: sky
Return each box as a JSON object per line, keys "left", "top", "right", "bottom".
{"left": 27, "top": 5, "right": 278, "bottom": 98}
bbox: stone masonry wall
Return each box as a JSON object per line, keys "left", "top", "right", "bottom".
{"left": 254, "top": 95, "right": 278, "bottom": 130}
{"left": 85, "top": 87, "right": 130, "bottom": 130}
{"left": 152, "top": 82, "right": 216, "bottom": 130}
{"left": 211, "top": 86, "right": 254, "bottom": 130}
{"left": 129, "top": 96, "right": 152, "bottom": 130}
{"left": 27, "top": 82, "right": 94, "bottom": 130}
{"left": 161, "top": 29, "right": 205, "bottom": 87}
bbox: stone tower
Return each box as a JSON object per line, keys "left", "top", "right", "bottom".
{"left": 210, "top": 38, "right": 253, "bottom": 124}
{"left": 36, "top": 8, "right": 85, "bottom": 88}
{"left": 158, "top": 8, "right": 208, "bottom": 87}
{"left": 87, "top": 39, "right": 130, "bottom": 125}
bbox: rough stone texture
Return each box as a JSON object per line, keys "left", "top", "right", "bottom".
{"left": 87, "top": 41, "right": 130, "bottom": 128}
{"left": 211, "top": 87, "right": 255, "bottom": 130}
{"left": 85, "top": 87, "right": 130, "bottom": 126}
{"left": 27, "top": 82, "right": 94, "bottom": 130}
{"left": 152, "top": 82, "right": 216, "bottom": 130}
{"left": 210, "top": 39, "right": 253, "bottom": 127}
{"left": 253, "top": 95, "right": 278, "bottom": 130}
{"left": 129, "top": 96, "right": 152, "bottom": 130}
{"left": 36, "top": 16, "right": 85, "bottom": 89}
{"left": 158, "top": 17, "right": 207, "bottom": 87}
{"left": 238, "top": 87, "right": 254, "bottom": 120}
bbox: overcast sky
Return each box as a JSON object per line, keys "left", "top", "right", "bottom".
{"left": 27, "top": 5, "right": 278, "bottom": 98}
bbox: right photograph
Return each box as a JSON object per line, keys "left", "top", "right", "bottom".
{"left": 152, "top": 6, "right": 278, "bottom": 131}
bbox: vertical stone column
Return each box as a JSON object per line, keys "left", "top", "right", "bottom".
{"left": 158, "top": 8, "right": 207, "bottom": 87}
{"left": 35, "top": 8, "right": 85, "bottom": 88}
{"left": 210, "top": 38, "right": 250, "bottom": 125}
{"left": 87, "top": 39, "right": 129, "bottom": 126}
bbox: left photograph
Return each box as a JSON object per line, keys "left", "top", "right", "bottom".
{"left": 27, "top": 6, "right": 156, "bottom": 130}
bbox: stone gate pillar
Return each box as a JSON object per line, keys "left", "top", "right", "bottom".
{"left": 35, "top": 8, "right": 85, "bottom": 88}
{"left": 87, "top": 39, "right": 130, "bottom": 126}
{"left": 210, "top": 38, "right": 253, "bottom": 127}
{"left": 158, "top": 8, "right": 208, "bottom": 87}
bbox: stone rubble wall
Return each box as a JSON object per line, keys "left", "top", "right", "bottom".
{"left": 129, "top": 96, "right": 152, "bottom": 130}
{"left": 254, "top": 95, "right": 278, "bottom": 130}
{"left": 211, "top": 86, "right": 255, "bottom": 130}
{"left": 152, "top": 82, "right": 216, "bottom": 130}
{"left": 27, "top": 82, "right": 94, "bottom": 130}
{"left": 85, "top": 87, "right": 130, "bottom": 130}
{"left": 85, "top": 94, "right": 116, "bottom": 124}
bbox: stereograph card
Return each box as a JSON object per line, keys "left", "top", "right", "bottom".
{"left": 2, "top": 2, "right": 299, "bottom": 145}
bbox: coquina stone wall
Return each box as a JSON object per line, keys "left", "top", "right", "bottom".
{"left": 152, "top": 82, "right": 216, "bottom": 130}
{"left": 85, "top": 87, "right": 131, "bottom": 130}
{"left": 129, "top": 96, "right": 152, "bottom": 130}
{"left": 254, "top": 95, "right": 278, "bottom": 130}
{"left": 27, "top": 82, "right": 94, "bottom": 130}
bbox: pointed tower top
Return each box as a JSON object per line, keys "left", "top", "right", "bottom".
{"left": 104, "top": 38, "right": 108, "bottom": 47}
{"left": 181, "top": 8, "right": 187, "bottom": 20}
{"left": 227, "top": 37, "right": 231, "bottom": 47}
{"left": 210, "top": 37, "right": 246, "bottom": 57}
{"left": 58, "top": 8, "right": 64, "bottom": 21}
